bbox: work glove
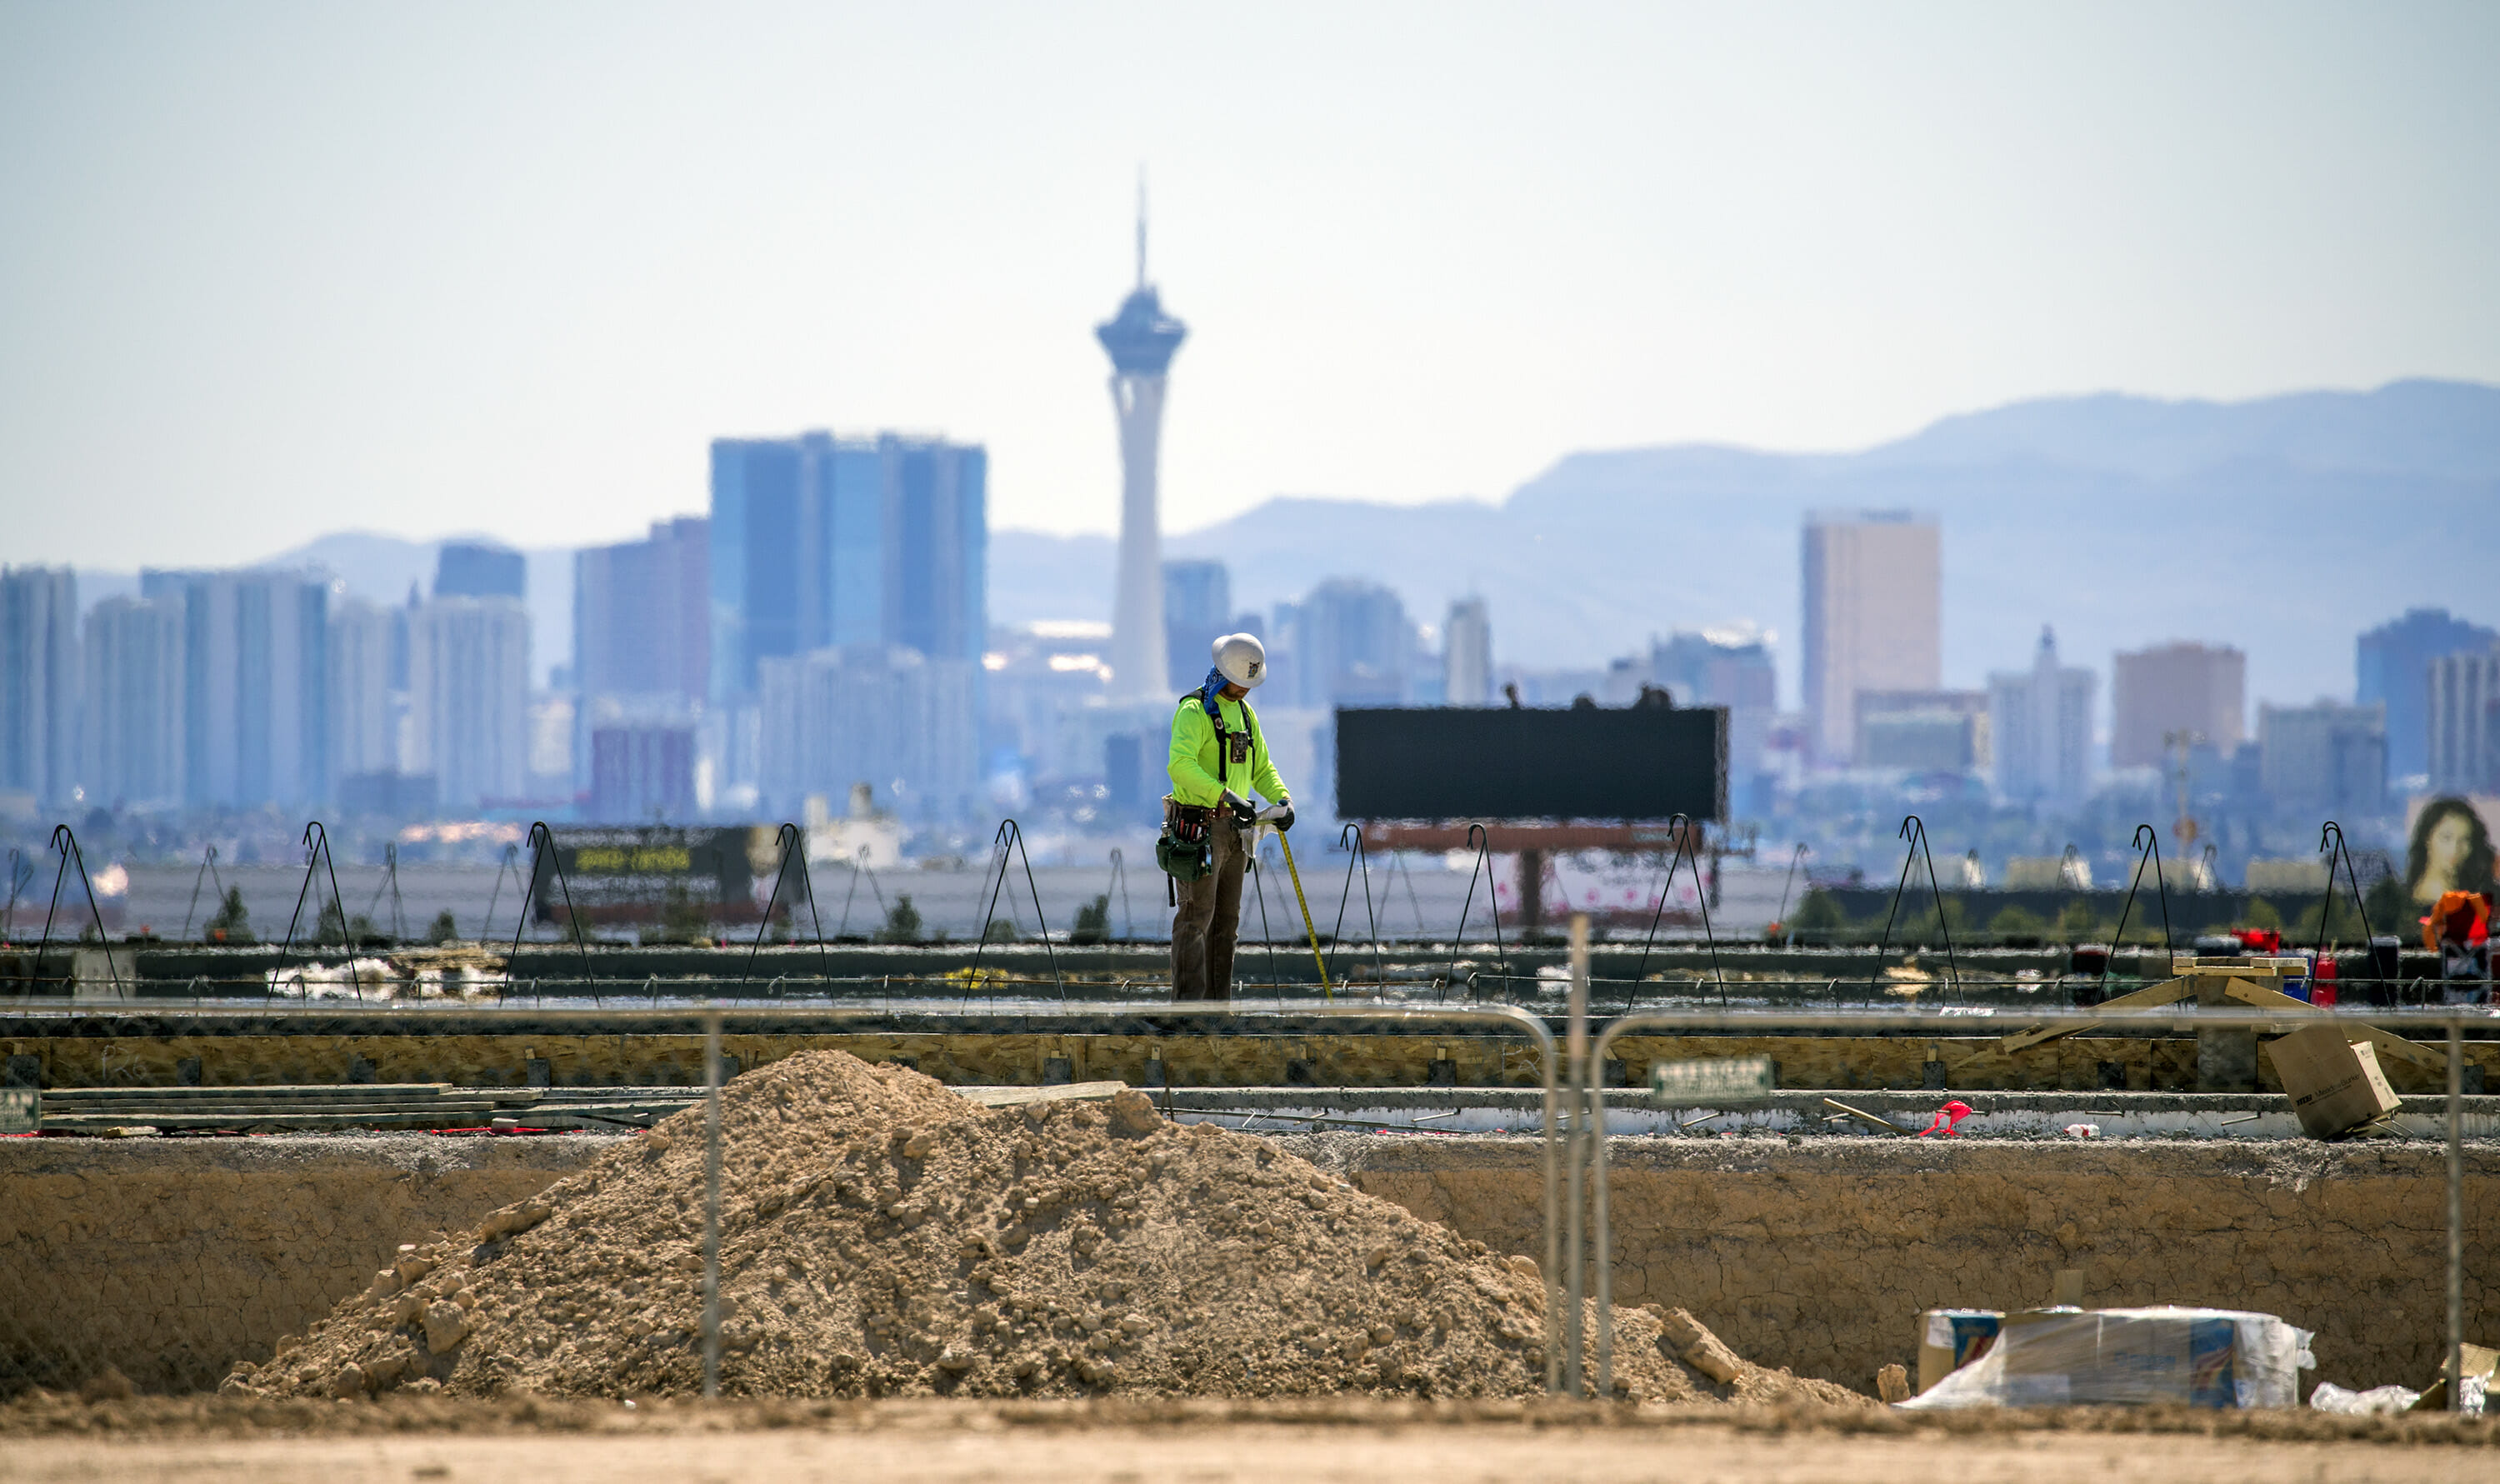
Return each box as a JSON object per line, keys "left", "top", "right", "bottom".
{"left": 1272, "top": 799, "right": 1295, "bottom": 832}
{"left": 1221, "top": 790, "right": 1258, "bottom": 827}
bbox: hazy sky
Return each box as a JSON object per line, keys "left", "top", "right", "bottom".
{"left": 2, "top": 1, "right": 2493, "bottom": 571}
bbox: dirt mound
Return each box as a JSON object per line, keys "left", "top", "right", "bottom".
{"left": 223, "top": 1052, "right": 1862, "bottom": 1404}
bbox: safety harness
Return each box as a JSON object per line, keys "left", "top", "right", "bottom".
{"left": 1156, "top": 671, "right": 1265, "bottom": 900}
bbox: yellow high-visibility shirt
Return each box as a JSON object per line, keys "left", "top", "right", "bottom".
{"left": 1166, "top": 693, "right": 1289, "bottom": 808}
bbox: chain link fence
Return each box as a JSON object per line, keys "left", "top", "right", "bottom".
{"left": 2, "top": 999, "right": 2492, "bottom": 1406}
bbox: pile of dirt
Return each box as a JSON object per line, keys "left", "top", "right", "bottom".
{"left": 223, "top": 1051, "right": 1863, "bottom": 1404}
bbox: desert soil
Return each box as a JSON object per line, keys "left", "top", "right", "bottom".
{"left": 225, "top": 1051, "right": 1852, "bottom": 1405}
{"left": 4, "top": 1409, "right": 2497, "bottom": 1484}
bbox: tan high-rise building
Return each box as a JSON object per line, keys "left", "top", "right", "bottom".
{"left": 2110, "top": 642, "right": 2245, "bottom": 769}
{"left": 1801, "top": 511, "right": 1940, "bottom": 764}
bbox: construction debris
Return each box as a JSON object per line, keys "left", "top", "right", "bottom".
{"left": 1901, "top": 1307, "right": 2312, "bottom": 1410}
{"left": 2264, "top": 1024, "right": 2404, "bottom": 1140}
{"left": 1655, "top": 1307, "right": 1744, "bottom": 1383}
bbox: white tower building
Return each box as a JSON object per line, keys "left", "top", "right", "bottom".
{"left": 1097, "top": 194, "right": 1188, "bottom": 701}
{"left": 1443, "top": 597, "right": 1493, "bottom": 707}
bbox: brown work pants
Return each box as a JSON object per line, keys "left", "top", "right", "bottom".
{"left": 1171, "top": 816, "right": 1248, "bottom": 1001}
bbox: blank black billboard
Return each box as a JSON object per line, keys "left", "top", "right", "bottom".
{"left": 1334, "top": 707, "right": 1727, "bottom": 822}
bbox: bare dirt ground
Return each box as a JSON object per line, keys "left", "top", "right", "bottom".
{"left": 2, "top": 1400, "right": 2496, "bottom": 1484}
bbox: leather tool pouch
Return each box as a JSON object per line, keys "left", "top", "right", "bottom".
{"left": 1156, "top": 798, "right": 1214, "bottom": 884}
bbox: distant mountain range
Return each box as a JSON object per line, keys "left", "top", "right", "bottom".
{"left": 1000, "top": 378, "right": 2500, "bottom": 710}
{"left": 70, "top": 379, "right": 2499, "bottom": 709}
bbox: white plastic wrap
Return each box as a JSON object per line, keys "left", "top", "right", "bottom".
{"left": 2308, "top": 1382, "right": 2422, "bottom": 1415}
{"left": 1899, "top": 1307, "right": 2315, "bottom": 1411}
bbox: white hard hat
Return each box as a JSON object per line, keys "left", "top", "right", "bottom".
{"left": 1212, "top": 632, "right": 1268, "bottom": 689}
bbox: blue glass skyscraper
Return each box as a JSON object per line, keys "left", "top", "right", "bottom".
{"left": 2358, "top": 607, "right": 2499, "bottom": 785}
{"left": 708, "top": 439, "right": 808, "bottom": 703}
{"left": 708, "top": 432, "right": 987, "bottom": 705}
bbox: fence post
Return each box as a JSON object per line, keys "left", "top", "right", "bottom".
{"left": 2448, "top": 1015, "right": 2464, "bottom": 1412}
{"left": 702, "top": 1007, "right": 723, "bottom": 1399}
{"left": 1562, "top": 912, "right": 1591, "bottom": 1397}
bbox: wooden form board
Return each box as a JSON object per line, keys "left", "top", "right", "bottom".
{"left": 1990, "top": 969, "right": 2445, "bottom": 1072}
{"left": 3, "top": 1027, "right": 2479, "bottom": 1096}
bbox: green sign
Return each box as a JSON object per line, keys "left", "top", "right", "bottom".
{"left": 1649, "top": 1057, "right": 1774, "bottom": 1102}
{"left": 0, "top": 1087, "right": 35, "bottom": 1134}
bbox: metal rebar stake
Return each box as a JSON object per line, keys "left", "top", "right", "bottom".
{"left": 702, "top": 1008, "right": 723, "bottom": 1399}
{"left": 1562, "top": 912, "right": 1591, "bottom": 1397}
{"left": 2448, "top": 1017, "right": 2464, "bottom": 1412}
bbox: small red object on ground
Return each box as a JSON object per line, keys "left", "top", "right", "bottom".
{"left": 1915, "top": 1100, "right": 1973, "bottom": 1137}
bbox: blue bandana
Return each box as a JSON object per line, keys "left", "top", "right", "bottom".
{"left": 1198, "top": 667, "right": 1229, "bottom": 720}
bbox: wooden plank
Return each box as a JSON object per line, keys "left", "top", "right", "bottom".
{"left": 41, "top": 1110, "right": 518, "bottom": 1131}
{"left": 2212, "top": 979, "right": 2448, "bottom": 1071}
{"left": 955, "top": 1081, "right": 1128, "bottom": 1107}
{"left": 2346, "top": 1022, "right": 2449, "bottom": 1072}
{"left": 2216, "top": 977, "right": 2317, "bottom": 1024}
{"left": 38, "top": 1083, "right": 462, "bottom": 1100}
{"left": 1821, "top": 1097, "right": 1906, "bottom": 1135}
{"left": 1994, "top": 976, "right": 2199, "bottom": 1055}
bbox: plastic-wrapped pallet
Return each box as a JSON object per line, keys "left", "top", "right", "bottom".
{"left": 1898, "top": 1307, "right": 2314, "bottom": 1410}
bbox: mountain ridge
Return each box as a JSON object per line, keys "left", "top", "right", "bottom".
{"left": 70, "top": 379, "right": 2500, "bottom": 710}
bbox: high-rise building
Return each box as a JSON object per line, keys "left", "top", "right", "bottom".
{"left": 2111, "top": 642, "right": 2246, "bottom": 770}
{"left": 2359, "top": 608, "right": 2498, "bottom": 784}
{"left": 716, "top": 432, "right": 986, "bottom": 817}
{"left": 1988, "top": 627, "right": 2094, "bottom": 807}
{"left": 1652, "top": 627, "right": 1779, "bottom": 801}
{"left": 1098, "top": 198, "right": 1186, "bottom": 702}
{"left": 527, "top": 692, "right": 575, "bottom": 804}
{"left": 1801, "top": 511, "right": 1940, "bottom": 765}
{"left": 144, "top": 569, "right": 331, "bottom": 811}
{"left": 433, "top": 542, "right": 527, "bottom": 601}
{"left": 328, "top": 597, "right": 398, "bottom": 784}
{"left": 576, "top": 517, "right": 710, "bottom": 706}
{"left": 2427, "top": 644, "right": 2500, "bottom": 794}
{"left": 709, "top": 433, "right": 987, "bottom": 704}
{"left": 1857, "top": 695, "right": 1988, "bottom": 773}
{"left": 588, "top": 724, "right": 696, "bottom": 822}
{"left": 758, "top": 645, "right": 978, "bottom": 822}
{"left": 81, "top": 595, "right": 182, "bottom": 808}
{"left": 1288, "top": 579, "right": 1412, "bottom": 708}
{"left": 2260, "top": 700, "right": 2388, "bottom": 814}
{"left": 708, "top": 437, "right": 808, "bottom": 702}
{"left": 880, "top": 436, "right": 988, "bottom": 668}
{"left": 1162, "top": 559, "right": 1231, "bottom": 692}
{"left": 406, "top": 597, "right": 531, "bottom": 811}
{"left": 0, "top": 566, "right": 78, "bottom": 807}
{"left": 1443, "top": 597, "right": 1492, "bottom": 707}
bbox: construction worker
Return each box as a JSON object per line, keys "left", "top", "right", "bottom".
{"left": 2424, "top": 888, "right": 2493, "bottom": 1004}
{"left": 1166, "top": 632, "right": 1292, "bottom": 1001}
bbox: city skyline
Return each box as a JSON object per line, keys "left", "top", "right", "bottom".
{"left": 40, "top": 373, "right": 2497, "bottom": 721}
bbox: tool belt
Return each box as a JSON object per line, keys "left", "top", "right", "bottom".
{"left": 1156, "top": 797, "right": 1214, "bottom": 884}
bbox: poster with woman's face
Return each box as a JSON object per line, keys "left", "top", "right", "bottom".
{"left": 2406, "top": 795, "right": 2500, "bottom": 906}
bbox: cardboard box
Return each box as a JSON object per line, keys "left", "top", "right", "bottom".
{"left": 2407, "top": 1342, "right": 2498, "bottom": 1412}
{"left": 2265, "top": 1023, "right": 2402, "bottom": 1139}
{"left": 1918, "top": 1309, "right": 2002, "bottom": 1393}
